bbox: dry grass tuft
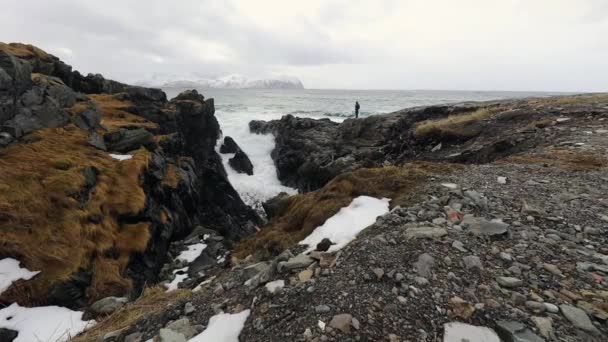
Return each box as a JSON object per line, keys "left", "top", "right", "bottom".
{"left": 0, "top": 125, "right": 151, "bottom": 305}
{"left": 234, "top": 162, "right": 458, "bottom": 258}
{"left": 71, "top": 287, "right": 191, "bottom": 342}
{"left": 162, "top": 164, "right": 180, "bottom": 189}
{"left": 0, "top": 42, "right": 51, "bottom": 60}
{"left": 413, "top": 108, "right": 493, "bottom": 140}
{"left": 504, "top": 148, "right": 607, "bottom": 171}
{"left": 89, "top": 94, "right": 158, "bottom": 131}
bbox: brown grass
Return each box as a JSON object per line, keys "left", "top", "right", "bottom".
{"left": 162, "top": 164, "right": 180, "bottom": 188}
{"left": 503, "top": 148, "right": 607, "bottom": 171}
{"left": 234, "top": 162, "right": 458, "bottom": 258}
{"left": 0, "top": 42, "right": 51, "bottom": 60}
{"left": 530, "top": 93, "right": 608, "bottom": 107}
{"left": 413, "top": 108, "right": 493, "bottom": 140}
{"left": 71, "top": 287, "right": 191, "bottom": 342}
{"left": 89, "top": 94, "right": 158, "bottom": 131}
{"left": 0, "top": 125, "right": 151, "bottom": 305}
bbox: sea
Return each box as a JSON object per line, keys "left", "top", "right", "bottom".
{"left": 162, "top": 88, "right": 565, "bottom": 213}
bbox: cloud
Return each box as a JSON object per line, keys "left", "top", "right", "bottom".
{"left": 0, "top": 0, "right": 606, "bottom": 91}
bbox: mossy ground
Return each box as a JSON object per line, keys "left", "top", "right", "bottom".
{"left": 89, "top": 94, "right": 158, "bottom": 131}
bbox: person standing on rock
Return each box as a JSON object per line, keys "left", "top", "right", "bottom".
{"left": 355, "top": 101, "right": 360, "bottom": 119}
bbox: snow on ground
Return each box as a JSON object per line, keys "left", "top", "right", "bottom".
{"left": 176, "top": 243, "right": 207, "bottom": 263}
{"left": 0, "top": 303, "right": 94, "bottom": 342}
{"left": 188, "top": 310, "right": 251, "bottom": 342}
{"left": 299, "top": 196, "right": 390, "bottom": 252}
{"left": 165, "top": 267, "right": 189, "bottom": 292}
{"left": 215, "top": 112, "right": 297, "bottom": 213}
{"left": 0, "top": 258, "right": 39, "bottom": 295}
{"left": 109, "top": 153, "right": 132, "bottom": 161}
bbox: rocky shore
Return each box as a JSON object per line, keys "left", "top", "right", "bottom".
{"left": 1, "top": 42, "right": 607, "bottom": 342}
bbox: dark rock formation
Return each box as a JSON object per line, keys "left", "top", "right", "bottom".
{"left": 103, "top": 128, "right": 155, "bottom": 153}
{"left": 0, "top": 328, "right": 18, "bottom": 342}
{"left": 262, "top": 192, "right": 291, "bottom": 219}
{"left": 229, "top": 150, "right": 254, "bottom": 175}
{"left": 220, "top": 136, "right": 240, "bottom": 154}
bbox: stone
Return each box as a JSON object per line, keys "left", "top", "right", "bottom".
{"left": 525, "top": 301, "right": 545, "bottom": 313}
{"left": 441, "top": 183, "right": 458, "bottom": 190}
{"left": 543, "top": 303, "right": 559, "bottom": 313}
{"left": 452, "top": 240, "right": 467, "bottom": 252}
{"left": 315, "top": 238, "right": 334, "bottom": 252}
{"left": 0, "top": 132, "right": 13, "bottom": 147}
{"left": 315, "top": 304, "right": 331, "bottom": 313}
{"left": 303, "top": 328, "right": 313, "bottom": 339}
{"left": 87, "top": 132, "right": 107, "bottom": 150}
{"left": 414, "top": 253, "right": 435, "bottom": 277}
{"left": 298, "top": 269, "right": 313, "bottom": 282}
{"left": 463, "top": 255, "right": 483, "bottom": 270}
{"left": 560, "top": 304, "right": 601, "bottom": 334}
{"left": 104, "top": 128, "right": 154, "bottom": 153}
{"left": 497, "top": 176, "right": 507, "bottom": 184}
{"left": 329, "top": 313, "right": 353, "bottom": 333}
{"left": 265, "top": 279, "right": 285, "bottom": 294}
{"left": 463, "top": 190, "right": 488, "bottom": 209}
{"left": 184, "top": 302, "right": 195, "bottom": 315}
{"left": 542, "top": 263, "right": 562, "bottom": 276}
{"left": 405, "top": 227, "right": 447, "bottom": 240}
{"left": 443, "top": 322, "right": 500, "bottom": 342}
{"left": 159, "top": 328, "right": 187, "bottom": 342}
{"left": 219, "top": 136, "right": 240, "bottom": 154}
{"left": 166, "top": 318, "right": 198, "bottom": 339}
{"left": 278, "top": 254, "right": 314, "bottom": 272}
{"left": 0, "top": 328, "right": 18, "bottom": 342}
{"left": 496, "top": 277, "right": 523, "bottom": 288}
{"left": 495, "top": 321, "right": 544, "bottom": 342}
{"left": 124, "top": 332, "right": 143, "bottom": 342}
{"left": 449, "top": 296, "right": 476, "bottom": 319}
{"left": 90, "top": 296, "right": 128, "bottom": 315}
{"left": 372, "top": 267, "right": 384, "bottom": 280}
{"left": 228, "top": 149, "right": 254, "bottom": 175}
{"left": 100, "top": 328, "right": 126, "bottom": 341}
{"left": 463, "top": 217, "right": 509, "bottom": 237}
{"left": 531, "top": 316, "right": 553, "bottom": 339}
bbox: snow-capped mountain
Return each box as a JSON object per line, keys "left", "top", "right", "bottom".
{"left": 136, "top": 73, "right": 304, "bottom": 89}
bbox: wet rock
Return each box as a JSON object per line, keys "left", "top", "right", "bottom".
{"left": 452, "top": 240, "right": 467, "bottom": 252}
{"left": 495, "top": 321, "right": 544, "bottom": 342}
{"left": 219, "top": 136, "right": 240, "bottom": 154}
{"left": 404, "top": 227, "right": 447, "bottom": 240}
{"left": 72, "top": 106, "right": 100, "bottom": 130}
{"left": 560, "top": 304, "right": 601, "bottom": 335}
{"left": 229, "top": 149, "right": 254, "bottom": 175}
{"left": 443, "top": 322, "right": 500, "bottom": 342}
{"left": 90, "top": 296, "right": 128, "bottom": 315}
{"left": 496, "top": 276, "right": 523, "bottom": 288}
{"left": 329, "top": 313, "right": 353, "bottom": 333}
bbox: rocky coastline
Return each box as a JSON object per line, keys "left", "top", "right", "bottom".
{"left": 1, "top": 42, "right": 607, "bottom": 341}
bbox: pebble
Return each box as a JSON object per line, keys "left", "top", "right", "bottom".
{"left": 496, "top": 276, "right": 523, "bottom": 288}
{"left": 315, "top": 305, "right": 331, "bottom": 313}
{"left": 462, "top": 255, "right": 483, "bottom": 270}
{"left": 329, "top": 314, "right": 353, "bottom": 333}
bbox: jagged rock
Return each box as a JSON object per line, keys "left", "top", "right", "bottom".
{"left": 104, "top": 128, "right": 154, "bottom": 153}
{"left": 87, "top": 132, "right": 107, "bottom": 150}
{"left": 530, "top": 316, "right": 553, "bottom": 339}
{"left": 90, "top": 296, "right": 128, "bottom": 315}
{"left": 413, "top": 253, "right": 435, "bottom": 277}
{"left": 560, "top": 304, "right": 601, "bottom": 335}
{"left": 0, "top": 328, "right": 18, "bottom": 342}
{"left": 72, "top": 106, "right": 101, "bottom": 130}
{"left": 495, "top": 321, "right": 544, "bottom": 342}
{"left": 220, "top": 136, "right": 240, "bottom": 154}
{"left": 229, "top": 149, "right": 254, "bottom": 175}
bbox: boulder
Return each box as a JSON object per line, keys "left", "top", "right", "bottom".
{"left": 228, "top": 149, "right": 254, "bottom": 175}
{"left": 495, "top": 321, "right": 544, "bottom": 342}
{"left": 262, "top": 192, "right": 291, "bottom": 219}
{"left": 104, "top": 128, "right": 154, "bottom": 153}
{"left": 90, "top": 296, "right": 128, "bottom": 315}
{"left": 219, "top": 136, "right": 240, "bottom": 154}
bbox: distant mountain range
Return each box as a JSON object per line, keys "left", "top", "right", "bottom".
{"left": 135, "top": 73, "right": 304, "bottom": 89}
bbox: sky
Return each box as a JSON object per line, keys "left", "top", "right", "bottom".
{"left": 1, "top": 0, "right": 607, "bottom": 91}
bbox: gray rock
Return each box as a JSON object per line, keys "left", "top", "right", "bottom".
{"left": 124, "top": 332, "right": 143, "bottom": 342}
{"left": 443, "top": 322, "right": 500, "bottom": 342}
{"left": 543, "top": 303, "right": 559, "bottom": 313}
{"left": 159, "top": 328, "right": 187, "bottom": 342}
{"left": 560, "top": 304, "right": 601, "bottom": 335}
{"left": 90, "top": 296, "right": 128, "bottom": 315}
{"left": 87, "top": 131, "right": 107, "bottom": 150}
{"left": 496, "top": 276, "right": 523, "bottom": 288}
{"left": 463, "top": 216, "right": 509, "bottom": 237}
{"left": 413, "top": 253, "right": 435, "bottom": 277}
{"left": 104, "top": 128, "right": 154, "bottom": 153}
{"left": 329, "top": 313, "right": 353, "bottom": 333}
{"left": 495, "top": 321, "right": 544, "bottom": 342}
{"left": 452, "top": 240, "right": 467, "bottom": 252}
{"left": 0, "top": 132, "right": 13, "bottom": 147}
{"left": 183, "top": 302, "right": 195, "bottom": 315}
{"left": 462, "top": 255, "right": 483, "bottom": 270}
{"left": 404, "top": 227, "right": 447, "bottom": 240}
{"left": 0, "top": 328, "right": 18, "bottom": 342}
{"left": 315, "top": 304, "right": 331, "bottom": 313}
{"left": 464, "top": 190, "right": 488, "bottom": 210}
{"left": 166, "top": 318, "right": 198, "bottom": 339}
{"left": 229, "top": 149, "right": 254, "bottom": 175}
{"left": 278, "top": 254, "right": 314, "bottom": 272}
{"left": 99, "top": 328, "right": 125, "bottom": 342}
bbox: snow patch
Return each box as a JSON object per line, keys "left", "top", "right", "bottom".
{"left": 176, "top": 243, "right": 207, "bottom": 263}
{"left": 299, "top": 196, "right": 390, "bottom": 253}
{"left": 109, "top": 153, "right": 132, "bottom": 161}
{"left": 165, "top": 267, "right": 189, "bottom": 292}
{"left": 188, "top": 310, "right": 250, "bottom": 342}
{"left": 0, "top": 303, "right": 94, "bottom": 342}
{"left": 0, "top": 258, "right": 40, "bottom": 295}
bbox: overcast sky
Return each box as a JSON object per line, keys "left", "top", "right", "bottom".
{"left": 1, "top": 0, "right": 607, "bottom": 91}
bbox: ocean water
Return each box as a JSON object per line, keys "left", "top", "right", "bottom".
{"left": 163, "top": 88, "right": 563, "bottom": 213}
